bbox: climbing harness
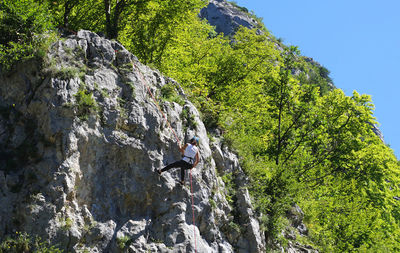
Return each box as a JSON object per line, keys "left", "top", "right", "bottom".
{"left": 183, "top": 155, "right": 195, "bottom": 164}
{"left": 131, "top": 61, "right": 197, "bottom": 253}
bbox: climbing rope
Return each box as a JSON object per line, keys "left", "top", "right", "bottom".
{"left": 190, "top": 169, "right": 197, "bottom": 253}
{"left": 132, "top": 62, "right": 181, "bottom": 147}
{"left": 131, "top": 61, "right": 197, "bottom": 252}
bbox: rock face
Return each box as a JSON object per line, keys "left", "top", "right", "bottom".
{"left": 370, "top": 123, "right": 385, "bottom": 143}
{"left": 0, "top": 30, "right": 265, "bottom": 252}
{"left": 200, "top": 0, "right": 259, "bottom": 36}
{"left": 211, "top": 141, "right": 265, "bottom": 253}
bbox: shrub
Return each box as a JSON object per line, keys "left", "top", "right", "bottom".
{"left": 160, "top": 83, "right": 185, "bottom": 105}
{"left": 180, "top": 107, "right": 198, "bottom": 131}
{"left": 209, "top": 198, "right": 217, "bottom": 209}
{"left": 117, "top": 235, "right": 130, "bottom": 249}
{"left": 221, "top": 173, "right": 236, "bottom": 206}
{"left": 228, "top": 1, "right": 249, "bottom": 13}
{"left": 75, "top": 87, "right": 98, "bottom": 121}
{"left": 0, "top": 0, "right": 55, "bottom": 72}
{"left": 0, "top": 231, "right": 62, "bottom": 253}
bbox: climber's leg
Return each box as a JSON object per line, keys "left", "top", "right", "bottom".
{"left": 180, "top": 161, "right": 193, "bottom": 182}
{"left": 160, "top": 160, "right": 181, "bottom": 173}
{"left": 180, "top": 165, "right": 185, "bottom": 182}
{"left": 159, "top": 160, "right": 191, "bottom": 185}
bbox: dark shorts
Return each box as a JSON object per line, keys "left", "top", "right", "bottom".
{"left": 161, "top": 160, "right": 193, "bottom": 181}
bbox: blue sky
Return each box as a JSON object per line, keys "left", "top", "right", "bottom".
{"left": 234, "top": 0, "right": 400, "bottom": 158}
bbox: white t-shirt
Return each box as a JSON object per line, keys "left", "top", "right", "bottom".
{"left": 182, "top": 144, "right": 198, "bottom": 164}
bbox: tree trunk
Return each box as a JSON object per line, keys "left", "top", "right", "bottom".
{"left": 110, "top": 0, "right": 126, "bottom": 39}
{"left": 276, "top": 82, "right": 283, "bottom": 166}
{"left": 104, "top": 0, "right": 126, "bottom": 39}
{"left": 63, "top": 0, "right": 76, "bottom": 28}
{"left": 104, "top": 0, "right": 112, "bottom": 38}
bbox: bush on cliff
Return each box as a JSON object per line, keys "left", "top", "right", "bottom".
{"left": 0, "top": 232, "right": 61, "bottom": 253}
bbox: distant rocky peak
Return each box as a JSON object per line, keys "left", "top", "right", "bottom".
{"left": 200, "top": 0, "right": 259, "bottom": 36}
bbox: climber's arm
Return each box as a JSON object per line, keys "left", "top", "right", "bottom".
{"left": 180, "top": 144, "right": 188, "bottom": 155}
{"left": 193, "top": 152, "right": 199, "bottom": 168}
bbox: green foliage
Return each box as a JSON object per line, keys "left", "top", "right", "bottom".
{"left": 119, "top": 0, "right": 207, "bottom": 65}
{"left": 57, "top": 66, "right": 81, "bottom": 79}
{"left": 160, "top": 83, "right": 185, "bottom": 105}
{"left": 181, "top": 107, "right": 197, "bottom": 131}
{"left": 58, "top": 215, "right": 73, "bottom": 232}
{"left": 227, "top": 1, "right": 249, "bottom": 13}
{"left": 42, "top": 42, "right": 87, "bottom": 80}
{"left": 299, "top": 140, "right": 400, "bottom": 252}
{"left": 160, "top": 83, "right": 175, "bottom": 99}
{"left": 0, "top": 232, "right": 62, "bottom": 253}
{"left": 116, "top": 235, "right": 130, "bottom": 250}
{"left": 296, "top": 57, "right": 335, "bottom": 96}
{"left": 221, "top": 173, "right": 236, "bottom": 205}
{"left": 63, "top": 218, "right": 73, "bottom": 231}
{"left": 209, "top": 198, "right": 217, "bottom": 209}
{"left": 205, "top": 33, "right": 400, "bottom": 249}
{"left": 74, "top": 86, "right": 98, "bottom": 121}
{"left": 162, "top": 22, "right": 225, "bottom": 103}
{"left": 228, "top": 220, "right": 241, "bottom": 233}
{"left": 0, "top": 0, "right": 54, "bottom": 45}
{"left": 0, "top": 0, "right": 55, "bottom": 72}
{"left": 44, "top": 0, "right": 105, "bottom": 33}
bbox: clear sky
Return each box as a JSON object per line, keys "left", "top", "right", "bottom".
{"left": 234, "top": 0, "right": 400, "bottom": 159}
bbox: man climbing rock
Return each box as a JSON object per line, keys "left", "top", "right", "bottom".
{"left": 156, "top": 137, "right": 200, "bottom": 185}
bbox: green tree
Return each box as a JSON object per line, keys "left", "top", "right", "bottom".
{"left": 43, "top": 0, "right": 80, "bottom": 28}
{"left": 43, "top": 0, "right": 105, "bottom": 33}
{"left": 0, "top": 0, "right": 55, "bottom": 71}
{"left": 301, "top": 142, "right": 400, "bottom": 251}
{"left": 120, "top": 0, "right": 207, "bottom": 65}
{"left": 158, "top": 12, "right": 227, "bottom": 96}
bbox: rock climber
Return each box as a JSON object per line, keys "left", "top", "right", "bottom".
{"left": 156, "top": 137, "right": 200, "bottom": 185}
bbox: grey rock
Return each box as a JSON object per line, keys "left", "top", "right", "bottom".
{"left": 286, "top": 204, "right": 308, "bottom": 236}
{"left": 287, "top": 241, "right": 318, "bottom": 253}
{"left": 211, "top": 140, "right": 266, "bottom": 252}
{"left": 276, "top": 204, "right": 319, "bottom": 252}
{"left": 200, "top": 0, "right": 258, "bottom": 36}
{"left": 0, "top": 171, "right": 6, "bottom": 193}
{"left": 85, "top": 220, "right": 117, "bottom": 250}
{"left": 370, "top": 123, "right": 385, "bottom": 142}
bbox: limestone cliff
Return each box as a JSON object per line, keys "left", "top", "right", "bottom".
{"left": 0, "top": 30, "right": 266, "bottom": 252}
